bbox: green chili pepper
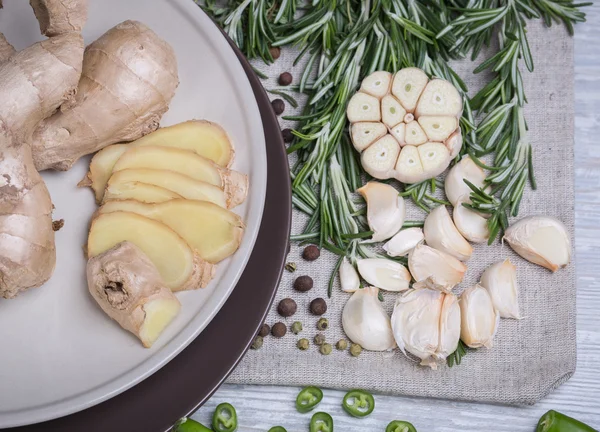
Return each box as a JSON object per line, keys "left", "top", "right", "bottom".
{"left": 268, "top": 427, "right": 287, "bottom": 432}
{"left": 386, "top": 420, "right": 418, "bottom": 432}
{"left": 537, "top": 410, "right": 597, "bottom": 432}
{"left": 342, "top": 390, "right": 375, "bottom": 418}
{"left": 310, "top": 412, "right": 333, "bottom": 432}
{"left": 295, "top": 386, "right": 324, "bottom": 413}
{"left": 211, "top": 403, "right": 238, "bottom": 432}
{"left": 172, "top": 417, "right": 213, "bottom": 432}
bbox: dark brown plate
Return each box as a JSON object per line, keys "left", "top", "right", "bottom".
{"left": 8, "top": 26, "right": 291, "bottom": 432}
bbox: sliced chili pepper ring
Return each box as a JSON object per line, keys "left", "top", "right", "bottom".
{"left": 268, "top": 427, "right": 288, "bottom": 432}
{"left": 310, "top": 412, "right": 334, "bottom": 432}
{"left": 386, "top": 420, "right": 418, "bottom": 432}
{"left": 211, "top": 402, "right": 238, "bottom": 432}
{"left": 172, "top": 417, "right": 213, "bottom": 432}
{"left": 342, "top": 389, "right": 375, "bottom": 418}
{"left": 295, "top": 386, "right": 324, "bottom": 413}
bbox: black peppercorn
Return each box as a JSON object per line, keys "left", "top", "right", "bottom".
{"left": 269, "top": 46, "right": 281, "bottom": 60}
{"left": 271, "top": 98, "right": 285, "bottom": 115}
{"left": 278, "top": 72, "right": 293, "bottom": 86}
{"left": 282, "top": 128, "right": 294, "bottom": 143}
{"left": 294, "top": 275, "right": 313, "bottom": 292}
{"left": 271, "top": 322, "right": 287, "bottom": 338}
{"left": 277, "top": 298, "right": 297, "bottom": 317}
{"left": 258, "top": 323, "right": 270, "bottom": 337}
{"left": 303, "top": 245, "right": 320, "bottom": 261}
{"left": 310, "top": 298, "right": 327, "bottom": 316}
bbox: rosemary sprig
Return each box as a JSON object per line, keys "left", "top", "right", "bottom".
{"left": 447, "top": 340, "right": 473, "bottom": 367}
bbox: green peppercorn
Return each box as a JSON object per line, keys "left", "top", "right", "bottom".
{"left": 291, "top": 321, "right": 303, "bottom": 334}
{"left": 350, "top": 343, "right": 362, "bottom": 357}
{"left": 314, "top": 333, "right": 325, "bottom": 346}
{"left": 336, "top": 339, "right": 348, "bottom": 350}
{"left": 320, "top": 343, "right": 332, "bottom": 355}
{"left": 251, "top": 336, "right": 263, "bottom": 350}
{"left": 297, "top": 338, "right": 309, "bottom": 350}
{"left": 316, "top": 318, "right": 329, "bottom": 331}
{"left": 285, "top": 262, "right": 297, "bottom": 272}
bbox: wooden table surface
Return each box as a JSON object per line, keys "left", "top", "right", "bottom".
{"left": 190, "top": 4, "right": 600, "bottom": 431}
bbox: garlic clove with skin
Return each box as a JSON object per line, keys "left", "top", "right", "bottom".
{"left": 342, "top": 287, "right": 396, "bottom": 351}
{"left": 436, "top": 292, "right": 461, "bottom": 362}
{"left": 444, "top": 129, "right": 463, "bottom": 159}
{"left": 453, "top": 197, "right": 490, "bottom": 243}
{"left": 383, "top": 227, "right": 424, "bottom": 257}
{"left": 503, "top": 216, "right": 571, "bottom": 272}
{"left": 357, "top": 258, "right": 411, "bottom": 292}
{"left": 480, "top": 259, "right": 521, "bottom": 319}
{"left": 424, "top": 205, "right": 473, "bottom": 261}
{"left": 357, "top": 181, "right": 405, "bottom": 242}
{"left": 408, "top": 244, "right": 466, "bottom": 292}
{"left": 339, "top": 258, "right": 360, "bottom": 293}
{"left": 444, "top": 156, "right": 487, "bottom": 207}
{"left": 459, "top": 284, "right": 499, "bottom": 349}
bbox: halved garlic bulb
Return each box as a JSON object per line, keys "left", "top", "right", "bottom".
{"left": 342, "top": 287, "right": 396, "bottom": 351}
{"left": 459, "top": 284, "right": 499, "bottom": 348}
{"left": 383, "top": 227, "right": 424, "bottom": 257}
{"left": 444, "top": 156, "right": 487, "bottom": 207}
{"left": 480, "top": 259, "right": 521, "bottom": 319}
{"left": 347, "top": 68, "right": 463, "bottom": 184}
{"left": 357, "top": 258, "right": 411, "bottom": 292}
{"left": 503, "top": 216, "right": 571, "bottom": 272}
{"left": 339, "top": 258, "right": 360, "bottom": 293}
{"left": 357, "top": 181, "right": 405, "bottom": 242}
{"left": 423, "top": 205, "right": 472, "bottom": 261}
{"left": 453, "top": 197, "right": 490, "bottom": 243}
{"left": 408, "top": 244, "right": 466, "bottom": 292}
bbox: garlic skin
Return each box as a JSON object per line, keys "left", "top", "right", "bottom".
{"left": 339, "top": 259, "right": 360, "bottom": 293}
{"left": 383, "top": 227, "right": 424, "bottom": 257}
{"left": 436, "top": 292, "right": 461, "bottom": 361}
{"left": 459, "top": 284, "right": 499, "bottom": 349}
{"left": 342, "top": 287, "right": 396, "bottom": 351}
{"left": 503, "top": 216, "right": 571, "bottom": 272}
{"left": 357, "top": 258, "right": 411, "bottom": 292}
{"left": 408, "top": 244, "right": 466, "bottom": 292}
{"left": 357, "top": 181, "right": 405, "bottom": 242}
{"left": 444, "top": 156, "right": 487, "bottom": 207}
{"left": 453, "top": 198, "right": 490, "bottom": 243}
{"left": 423, "top": 205, "right": 472, "bottom": 261}
{"left": 480, "top": 259, "right": 521, "bottom": 319}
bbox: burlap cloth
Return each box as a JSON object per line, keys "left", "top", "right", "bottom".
{"left": 227, "top": 20, "right": 576, "bottom": 406}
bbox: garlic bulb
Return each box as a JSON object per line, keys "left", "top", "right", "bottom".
{"left": 503, "top": 216, "right": 571, "bottom": 272}
{"left": 459, "top": 284, "right": 499, "bottom": 348}
{"left": 347, "top": 68, "right": 463, "bottom": 184}
{"left": 357, "top": 258, "right": 411, "bottom": 292}
{"left": 480, "top": 259, "right": 521, "bottom": 319}
{"left": 383, "top": 227, "right": 424, "bottom": 257}
{"left": 453, "top": 197, "right": 490, "bottom": 243}
{"left": 423, "top": 205, "right": 472, "bottom": 261}
{"left": 444, "top": 156, "right": 487, "bottom": 207}
{"left": 339, "top": 258, "right": 360, "bottom": 293}
{"left": 408, "top": 244, "right": 466, "bottom": 292}
{"left": 342, "top": 287, "right": 396, "bottom": 351}
{"left": 391, "top": 288, "right": 460, "bottom": 369}
{"left": 357, "top": 181, "right": 405, "bottom": 242}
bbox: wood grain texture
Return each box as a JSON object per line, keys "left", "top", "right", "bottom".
{"left": 190, "top": 4, "right": 600, "bottom": 430}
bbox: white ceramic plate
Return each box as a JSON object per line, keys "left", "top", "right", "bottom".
{"left": 0, "top": 0, "right": 266, "bottom": 427}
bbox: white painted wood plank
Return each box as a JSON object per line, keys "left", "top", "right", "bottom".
{"left": 190, "top": 4, "right": 600, "bottom": 430}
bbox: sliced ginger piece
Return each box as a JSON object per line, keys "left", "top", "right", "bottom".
{"left": 87, "top": 241, "right": 181, "bottom": 348}
{"left": 361, "top": 135, "right": 400, "bottom": 180}
{"left": 346, "top": 92, "right": 381, "bottom": 123}
{"left": 360, "top": 71, "right": 392, "bottom": 99}
{"left": 391, "top": 68, "right": 429, "bottom": 112}
{"left": 381, "top": 95, "right": 407, "bottom": 128}
{"left": 350, "top": 122, "right": 388, "bottom": 152}
{"left": 104, "top": 181, "right": 182, "bottom": 204}
{"left": 88, "top": 212, "right": 214, "bottom": 291}
{"left": 106, "top": 168, "right": 227, "bottom": 208}
{"left": 404, "top": 120, "right": 428, "bottom": 146}
{"left": 99, "top": 199, "right": 244, "bottom": 263}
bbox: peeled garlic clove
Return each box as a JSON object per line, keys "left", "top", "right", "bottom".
{"left": 350, "top": 122, "right": 388, "bottom": 152}
{"left": 480, "top": 259, "right": 521, "bottom": 319}
{"left": 394, "top": 145, "right": 424, "bottom": 183}
{"left": 503, "top": 216, "right": 571, "bottom": 272}
{"left": 424, "top": 205, "right": 472, "bottom": 261}
{"left": 347, "top": 92, "right": 381, "bottom": 123}
{"left": 357, "top": 258, "right": 411, "bottom": 292}
{"left": 391, "top": 67, "right": 429, "bottom": 112}
{"left": 444, "top": 129, "right": 463, "bottom": 159}
{"left": 383, "top": 227, "right": 424, "bottom": 257}
{"left": 357, "top": 181, "right": 405, "bottom": 242}
{"left": 408, "top": 244, "right": 466, "bottom": 292}
{"left": 342, "top": 287, "right": 396, "bottom": 351}
{"left": 436, "top": 292, "right": 461, "bottom": 361}
{"left": 453, "top": 198, "right": 490, "bottom": 243}
{"left": 415, "top": 79, "right": 463, "bottom": 118}
{"left": 390, "top": 122, "right": 406, "bottom": 146}
{"left": 381, "top": 95, "right": 407, "bottom": 128}
{"left": 391, "top": 288, "right": 443, "bottom": 369}
{"left": 444, "top": 156, "right": 487, "bottom": 207}
{"left": 459, "top": 284, "right": 499, "bottom": 348}
{"left": 404, "top": 120, "right": 428, "bottom": 146}
{"left": 418, "top": 116, "right": 458, "bottom": 142}
{"left": 417, "top": 143, "right": 451, "bottom": 180}
{"left": 360, "top": 71, "right": 392, "bottom": 99}
{"left": 339, "top": 258, "right": 360, "bottom": 293}
{"left": 361, "top": 135, "right": 400, "bottom": 179}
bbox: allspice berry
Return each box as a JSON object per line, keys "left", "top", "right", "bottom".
{"left": 316, "top": 318, "right": 329, "bottom": 331}
{"left": 302, "top": 245, "right": 320, "bottom": 261}
{"left": 320, "top": 343, "right": 332, "bottom": 355}
{"left": 251, "top": 336, "right": 263, "bottom": 350}
{"left": 278, "top": 72, "right": 293, "bottom": 86}
{"left": 350, "top": 343, "right": 363, "bottom": 357}
{"left": 291, "top": 321, "right": 303, "bottom": 335}
{"left": 282, "top": 128, "right": 294, "bottom": 143}
{"left": 271, "top": 98, "right": 285, "bottom": 115}
{"left": 272, "top": 322, "right": 287, "bottom": 338}
{"left": 258, "top": 323, "right": 270, "bottom": 337}
{"left": 269, "top": 46, "right": 281, "bottom": 60}
{"left": 294, "top": 275, "right": 313, "bottom": 292}
{"left": 297, "top": 338, "right": 309, "bottom": 350}
{"left": 314, "top": 333, "right": 326, "bottom": 346}
{"left": 277, "top": 298, "right": 297, "bottom": 317}
{"left": 336, "top": 339, "right": 348, "bottom": 351}
{"left": 310, "top": 298, "right": 327, "bottom": 316}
